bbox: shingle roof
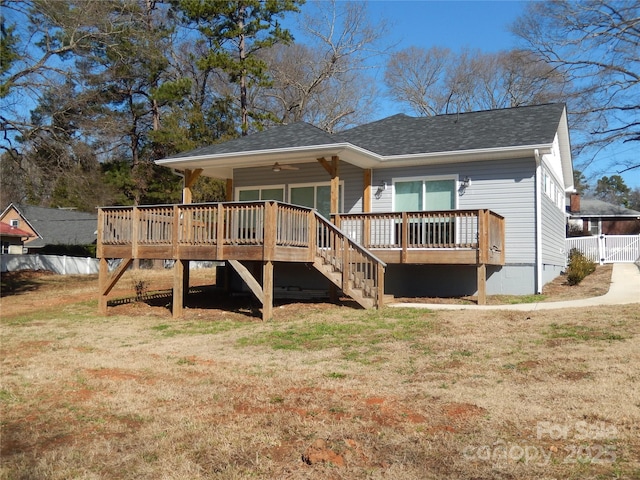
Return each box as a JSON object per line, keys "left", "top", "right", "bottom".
{"left": 169, "top": 122, "right": 340, "bottom": 159}
{"left": 574, "top": 199, "right": 640, "bottom": 217}
{"left": 166, "top": 103, "right": 566, "bottom": 159}
{"left": 338, "top": 104, "right": 566, "bottom": 156}
{"left": 13, "top": 204, "right": 97, "bottom": 247}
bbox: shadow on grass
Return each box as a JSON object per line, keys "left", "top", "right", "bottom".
{"left": 107, "top": 285, "right": 360, "bottom": 320}
{"left": 0, "top": 271, "right": 52, "bottom": 297}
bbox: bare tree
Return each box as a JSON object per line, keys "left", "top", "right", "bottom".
{"left": 512, "top": 0, "right": 640, "bottom": 173}
{"left": 384, "top": 46, "right": 567, "bottom": 116}
{"left": 257, "top": 0, "right": 391, "bottom": 132}
{"left": 384, "top": 46, "right": 452, "bottom": 116}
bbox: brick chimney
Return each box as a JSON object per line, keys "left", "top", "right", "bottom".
{"left": 570, "top": 194, "right": 581, "bottom": 213}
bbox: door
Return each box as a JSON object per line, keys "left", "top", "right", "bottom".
{"left": 394, "top": 178, "right": 456, "bottom": 245}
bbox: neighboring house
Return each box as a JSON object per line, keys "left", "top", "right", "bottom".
{"left": 0, "top": 204, "right": 97, "bottom": 253}
{"left": 97, "top": 103, "right": 574, "bottom": 318}
{"left": 0, "top": 222, "right": 33, "bottom": 254}
{"left": 567, "top": 196, "right": 640, "bottom": 235}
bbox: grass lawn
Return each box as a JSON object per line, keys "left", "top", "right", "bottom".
{"left": 1, "top": 268, "right": 638, "bottom": 479}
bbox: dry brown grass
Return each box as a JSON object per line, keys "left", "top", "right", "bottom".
{"left": 1, "top": 267, "right": 639, "bottom": 479}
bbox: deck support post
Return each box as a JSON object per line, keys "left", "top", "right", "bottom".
{"left": 173, "top": 259, "right": 186, "bottom": 318}
{"left": 98, "top": 257, "right": 109, "bottom": 315}
{"left": 477, "top": 263, "right": 487, "bottom": 305}
{"left": 376, "top": 263, "right": 385, "bottom": 309}
{"left": 262, "top": 260, "right": 274, "bottom": 321}
{"left": 477, "top": 209, "right": 489, "bottom": 305}
{"left": 401, "top": 212, "right": 408, "bottom": 263}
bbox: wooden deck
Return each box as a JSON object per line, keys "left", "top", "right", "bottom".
{"left": 335, "top": 209, "right": 505, "bottom": 266}
{"left": 96, "top": 201, "right": 505, "bottom": 318}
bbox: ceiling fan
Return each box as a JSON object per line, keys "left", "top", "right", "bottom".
{"left": 272, "top": 162, "right": 298, "bottom": 172}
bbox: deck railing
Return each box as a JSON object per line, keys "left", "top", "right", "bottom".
{"left": 334, "top": 209, "right": 504, "bottom": 264}
{"left": 99, "top": 201, "right": 314, "bottom": 251}
{"left": 99, "top": 204, "right": 504, "bottom": 265}
{"left": 315, "top": 214, "right": 386, "bottom": 304}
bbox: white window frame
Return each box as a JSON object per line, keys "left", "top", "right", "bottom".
{"left": 391, "top": 175, "right": 460, "bottom": 245}
{"left": 235, "top": 184, "right": 286, "bottom": 202}
{"left": 391, "top": 175, "right": 459, "bottom": 212}
{"left": 10, "top": 219, "right": 19, "bottom": 227}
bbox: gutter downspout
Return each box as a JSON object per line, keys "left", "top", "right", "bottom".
{"left": 534, "top": 149, "right": 543, "bottom": 294}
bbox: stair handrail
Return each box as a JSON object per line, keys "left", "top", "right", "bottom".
{"left": 314, "top": 211, "right": 387, "bottom": 269}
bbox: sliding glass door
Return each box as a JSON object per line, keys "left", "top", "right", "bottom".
{"left": 394, "top": 178, "right": 455, "bottom": 211}
{"left": 290, "top": 183, "right": 342, "bottom": 218}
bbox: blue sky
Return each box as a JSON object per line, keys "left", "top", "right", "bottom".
{"left": 369, "top": 0, "right": 526, "bottom": 55}
{"left": 295, "top": 0, "right": 639, "bottom": 190}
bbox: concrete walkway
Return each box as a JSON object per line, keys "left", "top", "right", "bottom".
{"left": 389, "top": 263, "right": 640, "bottom": 311}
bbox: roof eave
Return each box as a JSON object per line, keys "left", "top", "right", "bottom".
{"left": 157, "top": 142, "right": 555, "bottom": 177}
{"left": 372, "top": 144, "right": 553, "bottom": 168}
{"left": 156, "top": 143, "right": 354, "bottom": 178}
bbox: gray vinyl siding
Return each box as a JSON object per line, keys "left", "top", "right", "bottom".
{"left": 541, "top": 194, "right": 567, "bottom": 267}
{"left": 371, "top": 157, "right": 537, "bottom": 264}
{"left": 233, "top": 161, "right": 363, "bottom": 214}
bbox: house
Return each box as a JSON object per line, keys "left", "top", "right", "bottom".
{"left": 97, "top": 103, "right": 574, "bottom": 319}
{"left": 0, "top": 204, "right": 97, "bottom": 253}
{"left": 0, "top": 222, "right": 33, "bottom": 254}
{"left": 567, "top": 195, "right": 640, "bottom": 235}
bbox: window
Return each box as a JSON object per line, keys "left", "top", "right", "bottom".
{"left": 1, "top": 242, "right": 9, "bottom": 254}
{"left": 289, "top": 182, "right": 343, "bottom": 218}
{"left": 236, "top": 186, "right": 284, "bottom": 202}
{"left": 393, "top": 177, "right": 456, "bottom": 211}
{"left": 393, "top": 177, "right": 458, "bottom": 245}
{"left": 10, "top": 219, "right": 19, "bottom": 227}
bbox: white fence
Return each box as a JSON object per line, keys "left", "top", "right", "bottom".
{"left": 566, "top": 235, "right": 640, "bottom": 264}
{"left": 0, "top": 254, "right": 99, "bottom": 275}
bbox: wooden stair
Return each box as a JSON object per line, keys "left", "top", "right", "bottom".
{"left": 310, "top": 212, "right": 385, "bottom": 310}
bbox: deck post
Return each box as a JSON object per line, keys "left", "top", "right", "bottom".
{"left": 173, "top": 259, "right": 185, "bottom": 318}
{"left": 226, "top": 179, "right": 233, "bottom": 201}
{"left": 476, "top": 209, "right": 489, "bottom": 305}
{"left": 262, "top": 260, "right": 274, "bottom": 321}
{"left": 330, "top": 156, "right": 340, "bottom": 215}
{"left": 308, "top": 210, "right": 316, "bottom": 262}
{"left": 477, "top": 263, "right": 487, "bottom": 305}
{"left": 342, "top": 236, "right": 349, "bottom": 293}
{"left": 264, "top": 201, "right": 276, "bottom": 261}
{"left": 363, "top": 169, "right": 372, "bottom": 213}
{"left": 363, "top": 216, "right": 371, "bottom": 248}
{"left": 216, "top": 203, "right": 225, "bottom": 259}
{"left": 318, "top": 156, "right": 340, "bottom": 217}
{"left": 376, "top": 263, "right": 385, "bottom": 309}
{"left": 132, "top": 207, "right": 139, "bottom": 266}
{"left": 401, "top": 212, "right": 408, "bottom": 263}
{"left": 98, "top": 257, "right": 109, "bottom": 315}
{"left": 182, "top": 168, "right": 203, "bottom": 204}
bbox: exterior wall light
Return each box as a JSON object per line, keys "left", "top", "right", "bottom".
{"left": 458, "top": 176, "right": 471, "bottom": 195}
